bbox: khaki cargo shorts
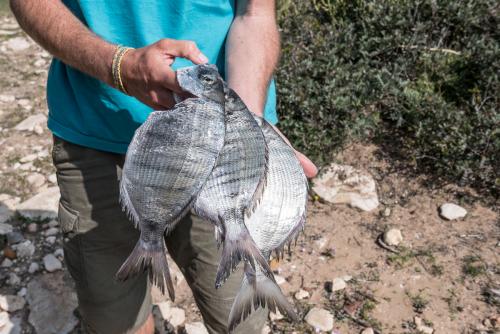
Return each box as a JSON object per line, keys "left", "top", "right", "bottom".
{"left": 52, "top": 136, "right": 267, "bottom": 334}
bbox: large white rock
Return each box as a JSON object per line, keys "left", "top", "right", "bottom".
{"left": 156, "top": 301, "right": 186, "bottom": 327}
{"left": 4, "top": 37, "right": 30, "bottom": 52}
{"left": 16, "top": 187, "right": 60, "bottom": 220}
{"left": 0, "top": 194, "right": 20, "bottom": 224}
{"left": 305, "top": 307, "right": 334, "bottom": 331}
{"left": 439, "top": 203, "right": 467, "bottom": 220}
{"left": 313, "top": 164, "right": 379, "bottom": 211}
{"left": 184, "top": 322, "right": 209, "bottom": 334}
{"left": 0, "top": 295, "right": 25, "bottom": 312}
{"left": 0, "top": 311, "right": 21, "bottom": 334}
{"left": 13, "top": 114, "right": 47, "bottom": 132}
{"left": 26, "top": 273, "right": 78, "bottom": 334}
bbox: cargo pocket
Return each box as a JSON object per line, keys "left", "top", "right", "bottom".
{"left": 58, "top": 201, "right": 79, "bottom": 234}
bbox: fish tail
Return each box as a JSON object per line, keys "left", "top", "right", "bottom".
{"left": 215, "top": 225, "right": 274, "bottom": 289}
{"left": 115, "top": 237, "right": 175, "bottom": 301}
{"left": 228, "top": 263, "right": 298, "bottom": 333}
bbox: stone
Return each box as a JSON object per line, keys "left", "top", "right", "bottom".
{"left": 383, "top": 228, "right": 403, "bottom": 246}
{"left": 0, "top": 311, "right": 21, "bottom": 334}
{"left": 54, "top": 248, "right": 64, "bottom": 258}
{"left": 6, "top": 231, "right": 24, "bottom": 245}
{"left": 156, "top": 302, "right": 186, "bottom": 327}
{"left": 331, "top": 277, "right": 347, "bottom": 291}
{"left": 17, "top": 288, "right": 26, "bottom": 298}
{"left": 305, "top": 307, "right": 334, "bottom": 331}
{"left": 294, "top": 289, "right": 310, "bottom": 300}
{"left": 5, "top": 37, "right": 30, "bottom": 52}
{"left": 27, "top": 223, "right": 38, "bottom": 233}
{"left": 274, "top": 275, "right": 286, "bottom": 285}
{"left": 2, "top": 247, "right": 16, "bottom": 260}
{"left": 48, "top": 174, "right": 57, "bottom": 184}
{"left": 17, "top": 99, "right": 32, "bottom": 110}
{"left": 16, "top": 187, "right": 60, "bottom": 220}
{"left": 184, "top": 322, "right": 209, "bottom": 334}
{"left": 13, "top": 240, "right": 35, "bottom": 258}
{"left": 0, "top": 223, "right": 13, "bottom": 235}
{"left": 1, "top": 259, "right": 12, "bottom": 268}
{"left": 269, "top": 309, "right": 284, "bottom": 321}
{"left": 20, "top": 153, "right": 38, "bottom": 163}
{"left": 439, "top": 203, "right": 467, "bottom": 220}
{"left": 0, "top": 194, "right": 20, "bottom": 224}
{"left": 45, "top": 236, "right": 56, "bottom": 244}
{"left": 43, "top": 254, "right": 62, "bottom": 272}
{"left": 0, "top": 95, "right": 15, "bottom": 103}
{"left": 34, "top": 59, "right": 46, "bottom": 67}
{"left": 26, "top": 173, "right": 45, "bottom": 188}
{"left": 26, "top": 273, "right": 78, "bottom": 334}
{"left": 414, "top": 317, "right": 434, "bottom": 334}
{"left": 342, "top": 275, "right": 353, "bottom": 282}
{"left": 312, "top": 163, "right": 379, "bottom": 211}
{"left": 14, "top": 113, "right": 47, "bottom": 132}
{"left": 28, "top": 262, "right": 39, "bottom": 274}
{"left": 7, "top": 273, "right": 21, "bottom": 286}
{"left": 261, "top": 325, "right": 271, "bottom": 334}
{"left": 47, "top": 220, "right": 59, "bottom": 228}
{"left": 0, "top": 295, "right": 26, "bottom": 312}
{"left": 44, "top": 227, "right": 59, "bottom": 236}
{"left": 33, "top": 125, "right": 43, "bottom": 135}
{"left": 361, "top": 328, "right": 374, "bottom": 334}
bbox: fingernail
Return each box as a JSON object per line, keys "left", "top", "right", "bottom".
{"left": 198, "top": 53, "right": 209, "bottom": 63}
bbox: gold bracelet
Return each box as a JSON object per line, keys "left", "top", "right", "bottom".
{"left": 112, "top": 45, "right": 133, "bottom": 95}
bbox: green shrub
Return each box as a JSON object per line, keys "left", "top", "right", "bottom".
{"left": 277, "top": 0, "right": 499, "bottom": 197}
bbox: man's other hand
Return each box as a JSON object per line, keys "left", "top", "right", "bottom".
{"left": 121, "top": 39, "right": 209, "bottom": 110}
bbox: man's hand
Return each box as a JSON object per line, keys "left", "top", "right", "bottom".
{"left": 121, "top": 39, "right": 208, "bottom": 110}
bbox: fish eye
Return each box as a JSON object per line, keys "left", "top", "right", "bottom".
{"left": 201, "top": 74, "right": 215, "bottom": 84}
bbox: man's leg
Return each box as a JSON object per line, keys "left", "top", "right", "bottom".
{"left": 166, "top": 214, "right": 268, "bottom": 334}
{"left": 52, "top": 136, "right": 152, "bottom": 334}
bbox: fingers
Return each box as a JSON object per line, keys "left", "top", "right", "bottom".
{"left": 144, "top": 90, "right": 176, "bottom": 111}
{"left": 157, "top": 39, "right": 208, "bottom": 65}
{"left": 295, "top": 150, "right": 319, "bottom": 178}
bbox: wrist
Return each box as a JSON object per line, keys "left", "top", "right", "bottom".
{"left": 111, "top": 46, "right": 134, "bottom": 94}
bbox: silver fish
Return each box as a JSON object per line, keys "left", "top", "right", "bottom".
{"left": 116, "top": 64, "right": 226, "bottom": 300}
{"left": 194, "top": 87, "right": 273, "bottom": 289}
{"left": 228, "top": 117, "right": 308, "bottom": 331}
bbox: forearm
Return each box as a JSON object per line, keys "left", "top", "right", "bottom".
{"left": 10, "top": 0, "right": 115, "bottom": 85}
{"left": 225, "top": 0, "right": 280, "bottom": 116}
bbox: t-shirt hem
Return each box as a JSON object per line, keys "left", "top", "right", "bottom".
{"left": 48, "top": 117, "right": 130, "bottom": 154}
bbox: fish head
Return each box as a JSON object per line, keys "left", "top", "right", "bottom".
{"left": 176, "top": 64, "right": 224, "bottom": 103}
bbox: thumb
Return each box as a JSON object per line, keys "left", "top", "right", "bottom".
{"left": 295, "top": 150, "right": 319, "bottom": 178}
{"left": 157, "top": 39, "right": 208, "bottom": 64}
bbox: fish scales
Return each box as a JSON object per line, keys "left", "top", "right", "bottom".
{"left": 228, "top": 118, "right": 308, "bottom": 332}
{"left": 194, "top": 88, "right": 273, "bottom": 289}
{"left": 116, "top": 65, "right": 226, "bottom": 301}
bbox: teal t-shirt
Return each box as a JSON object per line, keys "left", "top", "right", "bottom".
{"left": 47, "top": 0, "right": 277, "bottom": 154}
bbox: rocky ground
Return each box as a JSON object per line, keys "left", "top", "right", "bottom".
{"left": 0, "top": 11, "right": 499, "bottom": 334}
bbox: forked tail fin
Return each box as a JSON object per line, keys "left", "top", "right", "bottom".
{"left": 115, "top": 237, "right": 175, "bottom": 301}
{"left": 228, "top": 263, "right": 298, "bottom": 332}
{"left": 215, "top": 224, "right": 274, "bottom": 289}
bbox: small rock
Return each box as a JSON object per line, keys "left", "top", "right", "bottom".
{"left": 3, "top": 246, "right": 16, "bottom": 260}
{"left": 7, "top": 273, "right": 21, "bottom": 286}
{"left": 342, "top": 275, "right": 353, "bottom": 282}
{"left": 26, "top": 173, "right": 46, "bottom": 188}
{"left": 160, "top": 305, "right": 185, "bottom": 327}
{"left": 13, "top": 240, "right": 35, "bottom": 258}
{"left": 439, "top": 203, "right": 467, "bottom": 220}
{"left": 1, "top": 259, "right": 12, "bottom": 268}
{"left": 44, "top": 227, "right": 59, "bottom": 236}
{"left": 43, "top": 254, "right": 62, "bottom": 272}
{"left": 414, "top": 317, "right": 434, "bottom": 334}
{"left": 382, "top": 207, "right": 391, "bottom": 217}
{"left": 47, "top": 220, "right": 59, "bottom": 228}
{"left": 54, "top": 248, "right": 64, "bottom": 258}
{"left": 361, "top": 328, "right": 374, "bottom": 334}
{"left": 34, "top": 59, "right": 46, "bottom": 67}
{"left": 20, "top": 154, "right": 38, "bottom": 163}
{"left": 16, "top": 187, "right": 60, "bottom": 221}
{"left": 305, "top": 307, "right": 334, "bottom": 331}
{"left": 27, "top": 223, "right": 38, "bottom": 233}
{"left": 274, "top": 275, "right": 286, "bottom": 285}
{"left": 45, "top": 236, "right": 56, "bottom": 244}
{"left": 0, "top": 295, "right": 26, "bottom": 312}
{"left": 28, "top": 262, "right": 39, "bottom": 274}
{"left": 0, "top": 223, "right": 13, "bottom": 235}
{"left": 5, "top": 37, "right": 31, "bottom": 52}
{"left": 261, "top": 325, "right": 271, "bottom": 334}
{"left": 383, "top": 228, "right": 403, "bottom": 246}
{"left": 294, "top": 289, "right": 310, "bottom": 300}
{"left": 33, "top": 125, "right": 44, "bottom": 135}
{"left": 0, "top": 95, "right": 15, "bottom": 103}
{"left": 312, "top": 163, "right": 379, "bottom": 211}
{"left": 184, "top": 322, "right": 209, "bottom": 334}
{"left": 14, "top": 114, "right": 47, "bottom": 132}
{"left": 269, "top": 309, "right": 284, "bottom": 321}
{"left": 314, "top": 237, "right": 329, "bottom": 250}
{"left": 16, "top": 288, "right": 26, "bottom": 298}
{"left": 6, "top": 231, "right": 24, "bottom": 245}
{"left": 47, "top": 174, "right": 57, "bottom": 184}
{"left": 0, "top": 311, "right": 21, "bottom": 334}
{"left": 331, "top": 277, "right": 347, "bottom": 292}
